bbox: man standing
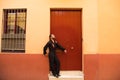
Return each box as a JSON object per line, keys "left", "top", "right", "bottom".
{"left": 43, "top": 34, "right": 67, "bottom": 78}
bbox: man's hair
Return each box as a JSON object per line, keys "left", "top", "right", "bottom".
{"left": 49, "top": 34, "right": 55, "bottom": 40}
{"left": 49, "top": 34, "right": 53, "bottom": 40}
{"left": 49, "top": 34, "right": 52, "bottom": 38}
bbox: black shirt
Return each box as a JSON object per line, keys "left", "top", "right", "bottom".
{"left": 43, "top": 40, "right": 65, "bottom": 55}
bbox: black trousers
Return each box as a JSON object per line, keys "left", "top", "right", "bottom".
{"left": 49, "top": 53, "right": 60, "bottom": 76}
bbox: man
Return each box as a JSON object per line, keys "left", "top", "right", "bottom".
{"left": 43, "top": 34, "right": 67, "bottom": 78}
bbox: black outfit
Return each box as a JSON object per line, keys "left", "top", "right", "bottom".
{"left": 43, "top": 40, "right": 65, "bottom": 77}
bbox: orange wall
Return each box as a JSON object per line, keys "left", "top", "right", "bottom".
{"left": 84, "top": 54, "right": 120, "bottom": 80}
{"left": 84, "top": 54, "right": 99, "bottom": 80}
{"left": 98, "top": 0, "right": 120, "bottom": 53}
{"left": 0, "top": 54, "right": 49, "bottom": 80}
{"left": 0, "top": 0, "right": 98, "bottom": 54}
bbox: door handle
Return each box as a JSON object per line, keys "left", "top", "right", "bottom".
{"left": 70, "top": 46, "right": 74, "bottom": 50}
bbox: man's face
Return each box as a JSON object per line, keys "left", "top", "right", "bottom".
{"left": 51, "top": 34, "right": 56, "bottom": 39}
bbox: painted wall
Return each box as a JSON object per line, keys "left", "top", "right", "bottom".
{"left": 0, "top": 0, "right": 98, "bottom": 54}
{"left": 0, "top": 54, "right": 49, "bottom": 80}
{"left": 98, "top": 0, "right": 120, "bottom": 53}
{"left": 84, "top": 54, "right": 120, "bottom": 80}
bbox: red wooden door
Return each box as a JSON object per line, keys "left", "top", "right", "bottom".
{"left": 50, "top": 9, "right": 82, "bottom": 70}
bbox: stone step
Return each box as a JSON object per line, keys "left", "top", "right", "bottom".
{"left": 49, "top": 71, "right": 84, "bottom": 80}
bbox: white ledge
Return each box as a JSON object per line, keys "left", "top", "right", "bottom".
{"left": 49, "top": 75, "right": 84, "bottom": 78}
{"left": 49, "top": 71, "right": 84, "bottom": 79}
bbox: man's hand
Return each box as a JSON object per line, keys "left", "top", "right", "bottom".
{"left": 64, "top": 50, "right": 67, "bottom": 53}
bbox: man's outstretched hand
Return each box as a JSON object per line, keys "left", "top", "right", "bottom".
{"left": 64, "top": 50, "right": 67, "bottom": 53}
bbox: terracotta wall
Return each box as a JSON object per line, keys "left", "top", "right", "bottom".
{"left": 0, "top": 54, "right": 120, "bottom": 80}
{"left": 84, "top": 54, "right": 99, "bottom": 80}
{"left": 84, "top": 54, "right": 120, "bottom": 80}
{"left": 0, "top": 54, "right": 49, "bottom": 80}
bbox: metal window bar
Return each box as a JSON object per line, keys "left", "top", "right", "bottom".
{"left": 1, "top": 9, "right": 27, "bottom": 52}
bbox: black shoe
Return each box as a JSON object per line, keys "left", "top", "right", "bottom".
{"left": 57, "top": 74, "right": 61, "bottom": 76}
{"left": 53, "top": 74, "right": 56, "bottom": 77}
{"left": 52, "top": 74, "right": 58, "bottom": 78}
{"left": 56, "top": 75, "right": 59, "bottom": 78}
{"left": 55, "top": 74, "right": 60, "bottom": 78}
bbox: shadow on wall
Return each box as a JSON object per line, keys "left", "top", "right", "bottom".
{"left": 0, "top": 54, "right": 49, "bottom": 80}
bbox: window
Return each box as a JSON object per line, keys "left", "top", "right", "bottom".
{"left": 1, "top": 9, "right": 27, "bottom": 52}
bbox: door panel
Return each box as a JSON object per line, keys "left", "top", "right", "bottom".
{"left": 50, "top": 9, "right": 82, "bottom": 70}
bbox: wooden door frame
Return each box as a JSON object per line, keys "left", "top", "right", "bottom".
{"left": 50, "top": 8, "right": 83, "bottom": 71}
{"left": 50, "top": 8, "right": 82, "bottom": 11}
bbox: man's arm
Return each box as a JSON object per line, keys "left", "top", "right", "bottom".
{"left": 56, "top": 42, "right": 65, "bottom": 51}
{"left": 43, "top": 42, "right": 49, "bottom": 55}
